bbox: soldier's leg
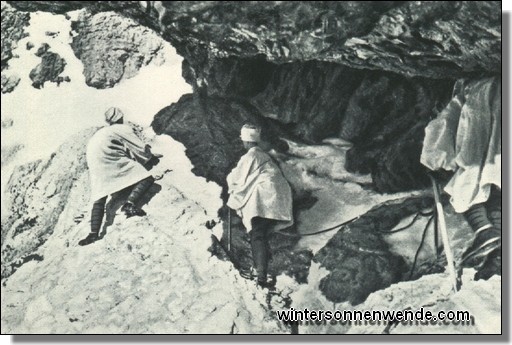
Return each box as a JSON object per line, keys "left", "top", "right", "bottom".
{"left": 474, "top": 185, "right": 502, "bottom": 281}
{"left": 127, "top": 176, "right": 154, "bottom": 205}
{"left": 250, "top": 217, "right": 270, "bottom": 285}
{"left": 462, "top": 202, "right": 501, "bottom": 265}
{"left": 486, "top": 185, "right": 501, "bottom": 232}
{"left": 122, "top": 176, "right": 154, "bottom": 217}
{"left": 78, "top": 196, "right": 107, "bottom": 246}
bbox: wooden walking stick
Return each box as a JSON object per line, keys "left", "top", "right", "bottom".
{"left": 430, "top": 175, "right": 460, "bottom": 292}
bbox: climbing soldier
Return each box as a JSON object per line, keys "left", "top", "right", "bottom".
{"left": 226, "top": 124, "right": 294, "bottom": 288}
{"left": 421, "top": 77, "right": 501, "bottom": 280}
{"left": 78, "top": 107, "right": 161, "bottom": 246}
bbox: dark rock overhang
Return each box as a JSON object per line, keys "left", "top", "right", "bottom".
{"left": 8, "top": 1, "right": 501, "bottom": 79}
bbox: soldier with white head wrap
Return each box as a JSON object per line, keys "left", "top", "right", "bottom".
{"left": 78, "top": 107, "right": 161, "bottom": 246}
{"left": 226, "top": 124, "right": 293, "bottom": 288}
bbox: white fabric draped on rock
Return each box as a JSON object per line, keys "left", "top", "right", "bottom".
{"left": 87, "top": 124, "right": 153, "bottom": 202}
{"left": 421, "top": 76, "right": 501, "bottom": 213}
{"left": 227, "top": 146, "right": 293, "bottom": 232}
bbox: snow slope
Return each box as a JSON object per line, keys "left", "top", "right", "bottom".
{"left": 1, "top": 133, "right": 287, "bottom": 334}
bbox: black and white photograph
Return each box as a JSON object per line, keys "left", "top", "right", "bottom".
{"left": 0, "top": 0, "right": 506, "bottom": 338}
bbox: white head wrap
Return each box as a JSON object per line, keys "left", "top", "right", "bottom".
{"left": 105, "top": 107, "right": 124, "bottom": 124}
{"left": 240, "top": 124, "right": 261, "bottom": 142}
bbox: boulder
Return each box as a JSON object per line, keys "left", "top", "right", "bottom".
{"left": 29, "top": 49, "right": 67, "bottom": 89}
{"left": 69, "top": 11, "right": 166, "bottom": 88}
{"left": 314, "top": 196, "right": 435, "bottom": 305}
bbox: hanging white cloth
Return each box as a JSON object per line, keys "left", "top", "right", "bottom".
{"left": 421, "top": 77, "right": 501, "bottom": 213}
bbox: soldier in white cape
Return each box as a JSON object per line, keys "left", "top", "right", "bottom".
{"left": 421, "top": 77, "right": 501, "bottom": 280}
{"left": 226, "top": 124, "right": 293, "bottom": 287}
{"left": 78, "top": 107, "right": 160, "bottom": 246}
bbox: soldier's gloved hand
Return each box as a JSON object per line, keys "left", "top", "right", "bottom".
{"left": 145, "top": 154, "right": 161, "bottom": 170}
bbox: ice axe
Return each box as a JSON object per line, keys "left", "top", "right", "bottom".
{"left": 430, "top": 174, "right": 461, "bottom": 292}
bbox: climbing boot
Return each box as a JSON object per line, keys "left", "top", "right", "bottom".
{"left": 78, "top": 232, "right": 99, "bottom": 246}
{"left": 121, "top": 202, "right": 146, "bottom": 218}
{"left": 239, "top": 266, "right": 256, "bottom": 280}
{"left": 461, "top": 226, "right": 501, "bottom": 267}
{"left": 474, "top": 249, "right": 501, "bottom": 281}
{"left": 257, "top": 275, "right": 276, "bottom": 290}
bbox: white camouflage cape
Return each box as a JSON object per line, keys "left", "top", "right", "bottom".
{"left": 87, "top": 124, "right": 153, "bottom": 202}
{"left": 421, "top": 77, "right": 501, "bottom": 213}
{"left": 227, "top": 146, "right": 293, "bottom": 232}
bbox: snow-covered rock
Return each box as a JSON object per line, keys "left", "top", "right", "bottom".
{"left": 1, "top": 132, "right": 288, "bottom": 334}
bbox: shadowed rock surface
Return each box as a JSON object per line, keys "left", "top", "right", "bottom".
{"left": 314, "top": 196, "right": 435, "bottom": 304}
{"left": 152, "top": 93, "right": 288, "bottom": 189}
{"left": 156, "top": 58, "right": 454, "bottom": 193}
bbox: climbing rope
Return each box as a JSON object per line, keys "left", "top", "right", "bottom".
{"left": 274, "top": 209, "right": 438, "bottom": 280}
{"left": 378, "top": 210, "right": 434, "bottom": 234}
{"left": 273, "top": 209, "right": 434, "bottom": 238}
{"left": 409, "top": 214, "right": 435, "bottom": 279}
{"left": 273, "top": 216, "right": 359, "bottom": 238}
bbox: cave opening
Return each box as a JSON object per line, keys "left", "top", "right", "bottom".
{"left": 152, "top": 54, "right": 471, "bottom": 308}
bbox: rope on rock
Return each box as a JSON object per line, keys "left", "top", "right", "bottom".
{"left": 378, "top": 210, "right": 434, "bottom": 234}
{"left": 274, "top": 209, "right": 434, "bottom": 238}
{"left": 409, "top": 214, "right": 435, "bottom": 279}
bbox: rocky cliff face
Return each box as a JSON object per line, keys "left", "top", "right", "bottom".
{"left": 1, "top": 1, "right": 29, "bottom": 93}
{"left": 9, "top": 1, "right": 500, "bottom": 78}
{"left": 1, "top": 128, "right": 96, "bottom": 279}
{"left": 7, "top": 1, "right": 499, "bottom": 192}
{"left": 178, "top": 58, "right": 454, "bottom": 192}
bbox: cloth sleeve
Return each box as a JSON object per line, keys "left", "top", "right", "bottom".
{"left": 227, "top": 154, "right": 252, "bottom": 194}
{"left": 420, "top": 81, "right": 465, "bottom": 172}
{"left": 117, "top": 125, "right": 153, "bottom": 165}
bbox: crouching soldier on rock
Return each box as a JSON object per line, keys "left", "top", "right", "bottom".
{"left": 78, "top": 107, "right": 161, "bottom": 246}
{"left": 226, "top": 124, "right": 294, "bottom": 288}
